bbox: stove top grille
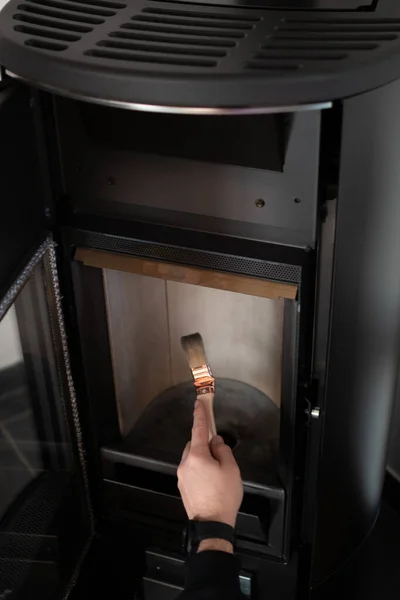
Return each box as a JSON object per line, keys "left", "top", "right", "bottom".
{"left": 2, "top": 0, "right": 400, "bottom": 107}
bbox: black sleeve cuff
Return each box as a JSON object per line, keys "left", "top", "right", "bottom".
{"left": 185, "top": 550, "right": 241, "bottom": 589}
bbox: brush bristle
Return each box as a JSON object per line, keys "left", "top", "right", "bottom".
{"left": 181, "top": 332, "right": 207, "bottom": 369}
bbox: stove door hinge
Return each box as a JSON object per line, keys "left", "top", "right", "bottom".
{"left": 302, "top": 379, "right": 321, "bottom": 426}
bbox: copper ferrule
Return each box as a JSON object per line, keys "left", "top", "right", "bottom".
{"left": 191, "top": 364, "right": 215, "bottom": 395}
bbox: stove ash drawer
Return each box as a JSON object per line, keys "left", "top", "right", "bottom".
{"left": 102, "top": 460, "right": 286, "bottom": 559}
{"left": 143, "top": 550, "right": 252, "bottom": 599}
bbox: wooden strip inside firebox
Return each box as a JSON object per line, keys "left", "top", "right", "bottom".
{"left": 74, "top": 248, "right": 297, "bottom": 301}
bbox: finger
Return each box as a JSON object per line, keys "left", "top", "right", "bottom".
{"left": 210, "top": 435, "right": 237, "bottom": 467}
{"left": 180, "top": 441, "right": 191, "bottom": 465}
{"left": 191, "top": 399, "right": 210, "bottom": 452}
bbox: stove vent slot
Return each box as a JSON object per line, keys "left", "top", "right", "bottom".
{"left": 133, "top": 7, "right": 259, "bottom": 31}
{"left": 108, "top": 30, "right": 236, "bottom": 48}
{"left": 14, "top": 12, "right": 93, "bottom": 32}
{"left": 119, "top": 6, "right": 257, "bottom": 41}
{"left": 21, "top": 0, "right": 122, "bottom": 18}
{"left": 246, "top": 16, "right": 398, "bottom": 71}
{"left": 15, "top": 2, "right": 106, "bottom": 24}
{"left": 84, "top": 6, "right": 252, "bottom": 67}
{"left": 119, "top": 21, "right": 246, "bottom": 39}
{"left": 284, "top": 17, "right": 400, "bottom": 27}
{"left": 25, "top": 37, "right": 68, "bottom": 49}
{"left": 13, "top": 0, "right": 126, "bottom": 51}
{"left": 96, "top": 39, "right": 226, "bottom": 58}
{"left": 14, "top": 23, "right": 80, "bottom": 41}
{"left": 84, "top": 47, "right": 218, "bottom": 67}
{"left": 141, "top": 7, "right": 260, "bottom": 24}
{"left": 274, "top": 17, "right": 400, "bottom": 41}
{"left": 245, "top": 62, "right": 301, "bottom": 71}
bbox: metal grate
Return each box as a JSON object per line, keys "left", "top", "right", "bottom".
{"left": 0, "top": 473, "right": 68, "bottom": 595}
{"left": 13, "top": 0, "right": 126, "bottom": 51}
{"left": 246, "top": 16, "right": 400, "bottom": 71}
{"left": 73, "top": 230, "right": 302, "bottom": 285}
{"left": 4, "top": 0, "right": 400, "bottom": 107}
{"left": 84, "top": 5, "right": 260, "bottom": 67}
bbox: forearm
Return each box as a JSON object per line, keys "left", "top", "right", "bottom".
{"left": 198, "top": 538, "right": 233, "bottom": 554}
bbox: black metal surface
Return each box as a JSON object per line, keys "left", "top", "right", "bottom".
{"left": 311, "top": 76, "right": 400, "bottom": 585}
{"left": 1, "top": 1, "right": 400, "bottom": 108}
{"left": 68, "top": 258, "right": 121, "bottom": 513}
{"left": 101, "top": 474, "right": 283, "bottom": 554}
{"left": 278, "top": 299, "right": 301, "bottom": 557}
{"left": 0, "top": 83, "right": 46, "bottom": 303}
{"left": 311, "top": 502, "right": 400, "bottom": 599}
{"left": 80, "top": 104, "right": 285, "bottom": 171}
{"left": 56, "top": 99, "right": 320, "bottom": 249}
{"left": 383, "top": 472, "right": 400, "bottom": 519}
{"left": 143, "top": 549, "right": 253, "bottom": 598}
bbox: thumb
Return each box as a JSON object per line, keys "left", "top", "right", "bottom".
{"left": 210, "top": 435, "right": 236, "bottom": 467}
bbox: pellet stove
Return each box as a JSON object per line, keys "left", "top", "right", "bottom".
{"left": 1, "top": 0, "right": 400, "bottom": 598}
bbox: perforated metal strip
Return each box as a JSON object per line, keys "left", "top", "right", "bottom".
{"left": 73, "top": 230, "right": 302, "bottom": 285}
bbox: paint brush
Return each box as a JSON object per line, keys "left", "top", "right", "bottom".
{"left": 181, "top": 332, "right": 217, "bottom": 440}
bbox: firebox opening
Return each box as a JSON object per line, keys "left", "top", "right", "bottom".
{"left": 75, "top": 247, "right": 296, "bottom": 496}
{"left": 99, "top": 264, "right": 284, "bottom": 487}
{"left": 75, "top": 245, "right": 296, "bottom": 557}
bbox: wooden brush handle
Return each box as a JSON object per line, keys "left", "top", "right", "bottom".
{"left": 199, "top": 392, "right": 217, "bottom": 441}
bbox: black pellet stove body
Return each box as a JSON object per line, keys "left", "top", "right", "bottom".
{"left": 1, "top": 0, "right": 400, "bottom": 598}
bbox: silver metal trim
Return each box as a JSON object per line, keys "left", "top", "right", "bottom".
{"left": 0, "top": 237, "right": 50, "bottom": 321}
{"left": 7, "top": 71, "right": 332, "bottom": 115}
{"left": 239, "top": 573, "right": 252, "bottom": 598}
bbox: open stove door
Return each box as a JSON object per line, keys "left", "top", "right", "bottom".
{"left": 0, "top": 80, "right": 94, "bottom": 599}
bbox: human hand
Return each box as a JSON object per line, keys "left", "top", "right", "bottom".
{"left": 177, "top": 398, "right": 243, "bottom": 530}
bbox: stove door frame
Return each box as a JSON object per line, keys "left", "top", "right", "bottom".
{"left": 0, "top": 82, "right": 94, "bottom": 599}
{"left": 63, "top": 219, "right": 313, "bottom": 565}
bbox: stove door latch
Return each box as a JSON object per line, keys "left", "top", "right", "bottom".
{"left": 303, "top": 381, "right": 321, "bottom": 424}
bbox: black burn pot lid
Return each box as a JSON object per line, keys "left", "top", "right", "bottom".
{"left": 1, "top": 0, "right": 400, "bottom": 112}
